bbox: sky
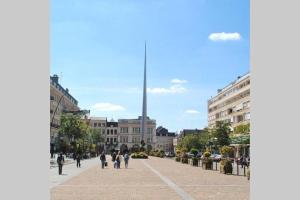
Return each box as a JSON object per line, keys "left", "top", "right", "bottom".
{"left": 51, "top": 0, "right": 249, "bottom": 133}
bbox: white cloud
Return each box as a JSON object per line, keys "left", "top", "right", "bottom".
{"left": 92, "top": 103, "right": 125, "bottom": 111}
{"left": 209, "top": 32, "right": 241, "bottom": 41}
{"left": 147, "top": 84, "right": 187, "bottom": 94}
{"left": 171, "top": 79, "right": 188, "bottom": 84}
{"left": 186, "top": 110, "right": 200, "bottom": 114}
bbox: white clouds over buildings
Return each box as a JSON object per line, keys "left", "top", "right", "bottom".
{"left": 92, "top": 103, "right": 125, "bottom": 111}
{"left": 147, "top": 78, "right": 188, "bottom": 94}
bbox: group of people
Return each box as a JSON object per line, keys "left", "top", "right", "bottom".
{"left": 239, "top": 155, "right": 250, "bottom": 168}
{"left": 99, "top": 151, "right": 130, "bottom": 169}
{"left": 56, "top": 151, "right": 130, "bottom": 175}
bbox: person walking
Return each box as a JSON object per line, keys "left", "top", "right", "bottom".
{"left": 116, "top": 153, "right": 121, "bottom": 169}
{"left": 124, "top": 152, "right": 129, "bottom": 168}
{"left": 100, "top": 152, "right": 106, "bottom": 169}
{"left": 112, "top": 152, "right": 116, "bottom": 162}
{"left": 76, "top": 153, "right": 81, "bottom": 168}
{"left": 57, "top": 153, "right": 64, "bottom": 175}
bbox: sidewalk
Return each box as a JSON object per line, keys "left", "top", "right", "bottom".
{"left": 49, "top": 157, "right": 102, "bottom": 189}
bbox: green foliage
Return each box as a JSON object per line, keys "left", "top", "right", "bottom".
{"left": 203, "top": 151, "right": 211, "bottom": 158}
{"left": 149, "top": 150, "right": 165, "bottom": 158}
{"left": 220, "top": 159, "right": 233, "bottom": 174}
{"left": 131, "top": 152, "right": 148, "bottom": 159}
{"left": 212, "top": 121, "right": 231, "bottom": 146}
{"left": 233, "top": 123, "right": 250, "bottom": 134}
{"left": 220, "top": 146, "right": 234, "bottom": 158}
{"left": 175, "top": 157, "right": 181, "bottom": 162}
{"left": 177, "top": 129, "right": 210, "bottom": 152}
{"left": 181, "top": 157, "right": 188, "bottom": 164}
{"left": 190, "top": 148, "right": 198, "bottom": 157}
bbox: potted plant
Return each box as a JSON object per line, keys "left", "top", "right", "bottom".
{"left": 202, "top": 151, "right": 213, "bottom": 170}
{"left": 220, "top": 146, "right": 234, "bottom": 174}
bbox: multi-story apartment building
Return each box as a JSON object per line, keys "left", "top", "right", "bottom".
{"left": 207, "top": 72, "right": 250, "bottom": 130}
{"left": 50, "top": 74, "right": 79, "bottom": 143}
{"left": 118, "top": 116, "right": 156, "bottom": 151}
{"left": 155, "top": 126, "right": 175, "bottom": 153}
{"left": 88, "top": 117, "right": 107, "bottom": 136}
{"left": 106, "top": 120, "right": 118, "bottom": 150}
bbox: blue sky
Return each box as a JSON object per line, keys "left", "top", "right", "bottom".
{"left": 51, "top": 0, "right": 249, "bottom": 132}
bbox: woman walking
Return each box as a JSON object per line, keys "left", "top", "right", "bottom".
{"left": 116, "top": 153, "right": 121, "bottom": 169}
{"left": 124, "top": 153, "right": 129, "bottom": 168}
{"left": 100, "top": 152, "right": 106, "bottom": 169}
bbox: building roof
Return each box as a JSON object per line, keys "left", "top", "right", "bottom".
{"left": 50, "top": 75, "right": 78, "bottom": 105}
{"left": 89, "top": 117, "right": 107, "bottom": 121}
{"left": 107, "top": 121, "right": 118, "bottom": 127}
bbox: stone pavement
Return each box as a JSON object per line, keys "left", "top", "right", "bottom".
{"left": 50, "top": 156, "right": 249, "bottom": 200}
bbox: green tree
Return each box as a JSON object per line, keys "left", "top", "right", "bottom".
{"left": 233, "top": 123, "right": 250, "bottom": 134}
{"left": 212, "top": 121, "right": 231, "bottom": 146}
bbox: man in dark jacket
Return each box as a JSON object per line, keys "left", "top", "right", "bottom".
{"left": 57, "top": 153, "right": 64, "bottom": 175}
{"left": 100, "top": 152, "right": 106, "bottom": 169}
{"left": 76, "top": 154, "right": 81, "bottom": 168}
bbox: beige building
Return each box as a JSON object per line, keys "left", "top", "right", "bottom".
{"left": 155, "top": 126, "right": 175, "bottom": 153}
{"left": 88, "top": 117, "right": 107, "bottom": 136}
{"left": 118, "top": 116, "right": 156, "bottom": 151}
{"left": 50, "top": 75, "right": 79, "bottom": 142}
{"left": 207, "top": 72, "right": 250, "bottom": 130}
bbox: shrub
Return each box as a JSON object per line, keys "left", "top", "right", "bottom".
{"left": 181, "top": 157, "right": 188, "bottom": 164}
{"left": 220, "top": 146, "right": 234, "bottom": 158}
{"left": 192, "top": 157, "right": 199, "bottom": 166}
{"left": 202, "top": 157, "right": 213, "bottom": 170}
{"left": 220, "top": 159, "right": 233, "bottom": 174}
{"left": 203, "top": 151, "right": 211, "bottom": 158}
{"left": 190, "top": 148, "right": 198, "bottom": 157}
{"left": 131, "top": 152, "right": 148, "bottom": 159}
{"left": 175, "top": 156, "right": 181, "bottom": 162}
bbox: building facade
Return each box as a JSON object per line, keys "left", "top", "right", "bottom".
{"left": 118, "top": 116, "right": 156, "bottom": 151}
{"left": 155, "top": 126, "right": 175, "bottom": 153}
{"left": 50, "top": 75, "right": 79, "bottom": 143}
{"left": 207, "top": 72, "right": 250, "bottom": 130}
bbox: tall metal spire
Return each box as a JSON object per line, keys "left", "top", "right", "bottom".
{"left": 141, "top": 41, "right": 147, "bottom": 143}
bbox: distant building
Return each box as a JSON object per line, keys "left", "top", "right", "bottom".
{"left": 50, "top": 74, "right": 79, "bottom": 144}
{"left": 118, "top": 116, "right": 156, "bottom": 152}
{"left": 155, "top": 126, "right": 175, "bottom": 153}
{"left": 207, "top": 72, "right": 250, "bottom": 130}
{"left": 106, "top": 119, "right": 119, "bottom": 151}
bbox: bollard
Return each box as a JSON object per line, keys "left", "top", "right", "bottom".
{"left": 237, "top": 162, "right": 239, "bottom": 175}
{"left": 244, "top": 165, "right": 246, "bottom": 176}
{"left": 216, "top": 161, "right": 218, "bottom": 171}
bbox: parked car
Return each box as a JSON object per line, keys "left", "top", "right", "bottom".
{"left": 165, "top": 152, "right": 175, "bottom": 157}
{"left": 196, "top": 152, "right": 202, "bottom": 158}
{"left": 186, "top": 152, "right": 194, "bottom": 158}
{"left": 210, "top": 154, "right": 222, "bottom": 161}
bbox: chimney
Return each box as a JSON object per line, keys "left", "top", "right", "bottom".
{"left": 52, "top": 74, "right": 59, "bottom": 83}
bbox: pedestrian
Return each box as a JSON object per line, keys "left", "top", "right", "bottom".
{"left": 76, "top": 154, "right": 81, "bottom": 168}
{"left": 112, "top": 152, "right": 117, "bottom": 162}
{"left": 124, "top": 152, "right": 129, "bottom": 168}
{"left": 57, "top": 153, "right": 64, "bottom": 175}
{"left": 240, "top": 155, "right": 245, "bottom": 168}
{"left": 116, "top": 152, "right": 121, "bottom": 169}
{"left": 100, "top": 152, "right": 106, "bottom": 169}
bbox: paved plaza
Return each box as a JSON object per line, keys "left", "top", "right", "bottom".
{"left": 50, "top": 156, "right": 249, "bottom": 200}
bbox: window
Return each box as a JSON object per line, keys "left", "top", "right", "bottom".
{"left": 50, "top": 96, "right": 54, "bottom": 100}
{"left": 147, "top": 128, "right": 153, "bottom": 134}
{"left": 94, "top": 123, "right": 97, "bottom": 127}
{"left": 120, "top": 127, "right": 128, "bottom": 133}
{"left": 133, "top": 127, "right": 140, "bottom": 133}
{"left": 110, "top": 129, "right": 113, "bottom": 134}
{"left": 107, "top": 130, "right": 109, "bottom": 134}
{"left": 98, "top": 123, "right": 101, "bottom": 127}
{"left": 50, "top": 110, "right": 53, "bottom": 114}
{"left": 114, "top": 138, "right": 117, "bottom": 143}
{"left": 114, "top": 129, "right": 117, "bottom": 135}
{"left": 245, "top": 112, "right": 251, "bottom": 120}
{"left": 106, "top": 138, "right": 109, "bottom": 142}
